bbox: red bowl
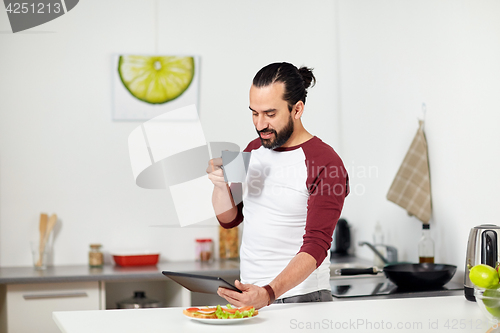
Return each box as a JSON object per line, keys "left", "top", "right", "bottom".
{"left": 112, "top": 254, "right": 160, "bottom": 267}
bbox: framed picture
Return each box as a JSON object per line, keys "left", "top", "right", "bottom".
{"left": 112, "top": 54, "right": 200, "bottom": 120}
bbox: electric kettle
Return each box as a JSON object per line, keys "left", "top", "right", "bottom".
{"left": 331, "top": 218, "right": 351, "bottom": 257}
{"left": 464, "top": 224, "right": 500, "bottom": 301}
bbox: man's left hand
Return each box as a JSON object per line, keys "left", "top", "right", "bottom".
{"left": 217, "top": 280, "right": 270, "bottom": 310}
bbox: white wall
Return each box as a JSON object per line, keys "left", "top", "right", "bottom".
{"left": 2, "top": 0, "right": 498, "bottom": 274}
{"left": 337, "top": 0, "right": 500, "bottom": 274}
{"left": 0, "top": 0, "right": 340, "bottom": 266}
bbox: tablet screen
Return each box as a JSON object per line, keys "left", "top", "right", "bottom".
{"left": 162, "top": 271, "right": 242, "bottom": 294}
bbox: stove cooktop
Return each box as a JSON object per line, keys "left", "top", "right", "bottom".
{"left": 331, "top": 278, "right": 463, "bottom": 298}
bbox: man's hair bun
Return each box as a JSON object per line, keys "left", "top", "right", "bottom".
{"left": 298, "top": 66, "right": 316, "bottom": 89}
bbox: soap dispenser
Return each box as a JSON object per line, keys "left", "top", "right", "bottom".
{"left": 373, "top": 221, "right": 387, "bottom": 267}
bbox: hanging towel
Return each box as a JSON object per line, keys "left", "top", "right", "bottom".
{"left": 387, "top": 120, "right": 432, "bottom": 223}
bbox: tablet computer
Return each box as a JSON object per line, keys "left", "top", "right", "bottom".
{"left": 162, "top": 271, "right": 242, "bottom": 294}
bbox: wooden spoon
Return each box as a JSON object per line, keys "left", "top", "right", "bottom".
{"left": 36, "top": 214, "right": 48, "bottom": 267}
{"left": 37, "top": 213, "right": 57, "bottom": 266}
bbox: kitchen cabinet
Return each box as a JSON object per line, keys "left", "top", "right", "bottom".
{"left": 103, "top": 279, "right": 231, "bottom": 309}
{"left": 0, "top": 281, "right": 101, "bottom": 333}
{"left": 104, "top": 280, "right": 189, "bottom": 309}
{"left": 0, "top": 279, "right": 230, "bottom": 333}
{"left": 0, "top": 261, "right": 240, "bottom": 333}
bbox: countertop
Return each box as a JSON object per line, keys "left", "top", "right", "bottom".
{"left": 0, "top": 255, "right": 370, "bottom": 284}
{"left": 53, "top": 295, "right": 492, "bottom": 333}
{"left": 0, "top": 260, "right": 240, "bottom": 284}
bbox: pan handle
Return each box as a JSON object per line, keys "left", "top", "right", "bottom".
{"left": 336, "top": 267, "right": 379, "bottom": 276}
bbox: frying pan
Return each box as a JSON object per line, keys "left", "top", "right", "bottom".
{"left": 339, "top": 263, "right": 457, "bottom": 290}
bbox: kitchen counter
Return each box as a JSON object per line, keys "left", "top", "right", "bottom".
{"left": 53, "top": 295, "right": 491, "bottom": 333}
{"left": 0, "top": 260, "right": 240, "bottom": 284}
{"left": 0, "top": 255, "right": 370, "bottom": 285}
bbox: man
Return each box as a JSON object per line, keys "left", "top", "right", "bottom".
{"left": 206, "top": 62, "right": 349, "bottom": 309}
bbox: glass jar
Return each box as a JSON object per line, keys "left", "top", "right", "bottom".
{"left": 219, "top": 226, "right": 239, "bottom": 259}
{"left": 89, "top": 244, "right": 104, "bottom": 268}
{"left": 195, "top": 239, "right": 213, "bottom": 262}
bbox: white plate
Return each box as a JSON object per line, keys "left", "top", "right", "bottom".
{"left": 184, "top": 313, "right": 258, "bottom": 325}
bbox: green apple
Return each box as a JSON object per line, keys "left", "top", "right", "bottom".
{"left": 470, "top": 264, "right": 500, "bottom": 289}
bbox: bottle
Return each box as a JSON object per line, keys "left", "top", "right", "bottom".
{"left": 419, "top": 224, "right": 435, "bottom": 263}
{"left": 89, "top": 244, "right": 104, "bottom": 268}
{"left": 373, "top": 221, "right": 387, "bottom": 267}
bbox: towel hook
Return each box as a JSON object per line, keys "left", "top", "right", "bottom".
{"left": 419, "top": 103, "right": 427, "bottom": 130}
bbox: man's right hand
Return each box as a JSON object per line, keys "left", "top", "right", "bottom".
{"left": 206, "top": 158, "right": 226, "bottom": 189}
{"left": 207, "top": 157, "right": 238, "bottom": 222}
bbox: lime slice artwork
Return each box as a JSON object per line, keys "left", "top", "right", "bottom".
{"left": 118, "top": 55, "right": 195, "bottom": 104}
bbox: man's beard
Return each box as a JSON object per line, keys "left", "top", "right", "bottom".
{"left": 257, "top": 114, "right": 294, "bottom": 149}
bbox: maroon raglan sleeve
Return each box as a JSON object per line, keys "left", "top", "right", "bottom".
{"left": 217, "top": 138, "right": 261, "bottom": 229}
{"left": 299, "top": 142, "right": 349, "bottom": 268}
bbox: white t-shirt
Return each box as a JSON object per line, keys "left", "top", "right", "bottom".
{"left": 221, "top": 136, "right": 348, "bottom": 299}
